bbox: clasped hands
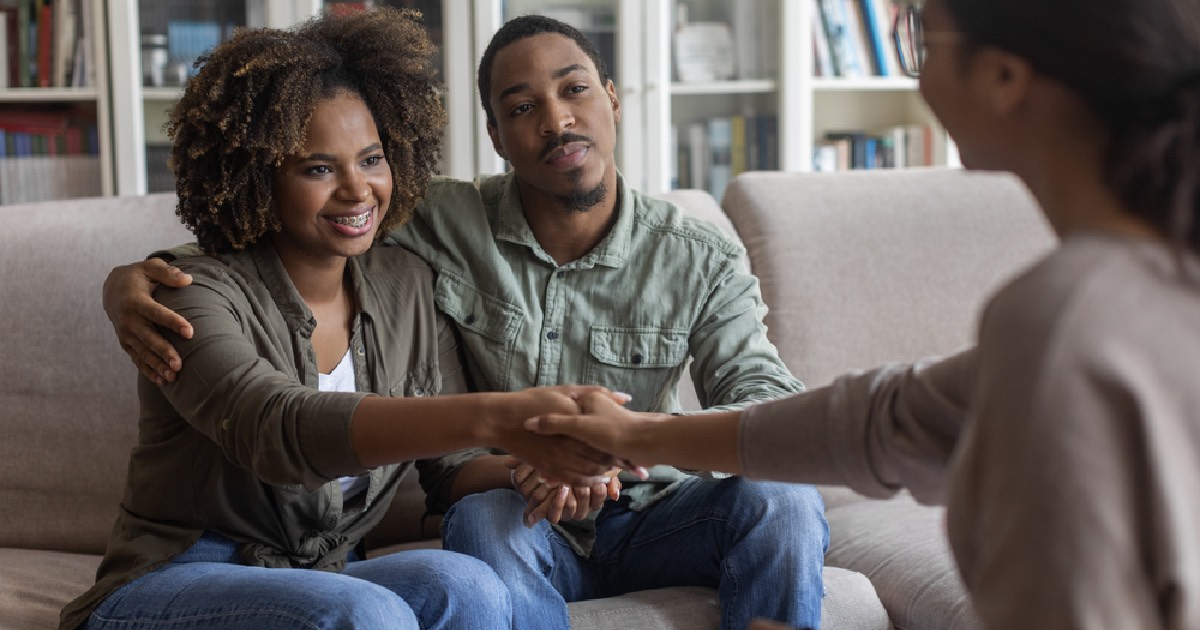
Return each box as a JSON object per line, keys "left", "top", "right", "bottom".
{"left": 509, "top": 390, "right": 658, "bottom": 527}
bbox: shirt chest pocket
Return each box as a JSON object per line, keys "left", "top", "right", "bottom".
{"left": 584, "top": 327, "right": 689, "bottom": 409}
{"left": 434, "top": 273, "right": 522, "bottom": 390}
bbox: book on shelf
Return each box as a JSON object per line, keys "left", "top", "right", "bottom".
{"left": 0, "top": 0, "right": 91, "bottom": 88}
{"left": 0, "top": 154, "right": 99, "bottom": 204}
{"left": 34, "top": 0, "right": 48, "bottom": 87}
{"left": 810, "top": 0, "right": 834, "bottom": 77}
{"left": 687, "top": 121, "right": 708, "bottom": 193}
{"left": 672, "top": 113, "right": 779, "bottom": 192}
{"left": 857, "top": 0, "right": 902, "bottom": 77}
{"left": 52, "top": 0, "right": 75, "bottom": 88}
{"left": 0, "top": 8, "right": 7, "bottom": 88}
{"left": 815, "top": 0, "right": 905, "bottom": 78}
{"left": 817, "top": 0, "right": 867, "bottom": 78}
{"left": 708, "top": 117, "right": 732, "bottom": 201}
{"left": 815, "top": 124, "right": 937, "bottom": 171}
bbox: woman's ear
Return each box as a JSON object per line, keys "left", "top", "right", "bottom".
{"left": 980, "top": 48, "right": 1034, "bottom": 117}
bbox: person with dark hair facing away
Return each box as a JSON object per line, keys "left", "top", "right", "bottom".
{"left": 527, "top": 0, "right": 1200, "bottom": 628}
{"left": 61, "top": 9, "right": 627, "bottom": 630}
{"left": 100, "top": 12, "right": 828, "bottom": 630}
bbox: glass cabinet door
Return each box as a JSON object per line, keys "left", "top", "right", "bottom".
{"left": 139, "top": 0, "right": 256, "bottom": 192}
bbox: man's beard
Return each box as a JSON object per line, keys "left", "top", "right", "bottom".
{"left": 558, "top": 168, "right": 607, "bottom": 213}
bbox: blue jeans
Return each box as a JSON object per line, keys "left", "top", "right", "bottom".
{"left": 85, "top": 531, "right": 511, "bottom": 630}
{"left": 443, "top": 476, "right": 829, "bottom": 630}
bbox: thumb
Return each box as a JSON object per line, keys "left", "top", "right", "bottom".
{"left": 577, "top": 391, "right": 624, "bottom": 414}
{"left": 524, "top": 414, "right": 571, "bottom": 435}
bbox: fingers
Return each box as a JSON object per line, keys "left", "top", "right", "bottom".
{"left": 606, "top": 475, "right": 622, "bottom": 502}
{"left": 143, "top": 258, "right": 193, "bottom": 288}
{"left": 524, "top": 486, "right": 569, "bottom": 527}
{"left": 138, "top": 299, "right": 193, "bottom": 340}
{"left": 589, "top": 480, "right": 608, "bottom": 512}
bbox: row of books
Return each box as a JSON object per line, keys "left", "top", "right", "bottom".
{"left": 671, "top": 113, "right": 779, "bottom": 201}
{"left": 0, "top": 155, "right": 100, "bottom": 204}
{"left": 812, "top": 0, "right": 903, "bottom": 78}
{"left": 812, "top": 124, "right": 939, "bottom": 172}
{"left": 0, "top": 0, "right": 96, "bottom": 89}
{"left": 0, "top": 109, "right": 99, "bottom": 157}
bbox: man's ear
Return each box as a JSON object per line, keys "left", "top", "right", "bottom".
{"left": 487, "top": 123, "right": 507, "bottom": 160}
{"left": 606, "top": 80, "right": 620, "bottom": 124}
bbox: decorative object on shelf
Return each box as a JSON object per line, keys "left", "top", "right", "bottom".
{"left": 140, "top": 33, "right": 168, "bottom": 87}
{"left": 674, "top": 21, "right": 735, "bottom": 82}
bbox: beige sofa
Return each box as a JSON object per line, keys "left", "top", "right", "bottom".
{"left": 0, "top": 168, "right": 1054, "bottom": 630}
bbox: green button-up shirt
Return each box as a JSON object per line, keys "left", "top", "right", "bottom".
{"left": 387, "top": 172, "right": 803, "bottom": 554}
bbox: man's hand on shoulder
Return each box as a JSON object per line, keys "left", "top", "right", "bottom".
{"left": 102, "top": 259, "right": 193, "bottom": 385}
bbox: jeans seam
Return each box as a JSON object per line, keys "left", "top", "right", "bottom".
{"left": 89, "top": 607, "right": 325, "bottom": 629}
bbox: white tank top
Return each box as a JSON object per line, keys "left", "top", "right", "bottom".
{"left": 318, "top": 349, "right": 368, "bottom": 499}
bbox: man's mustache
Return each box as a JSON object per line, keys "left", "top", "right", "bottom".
{"left": 539, "top": 133, "right": 593, "bottom": 161}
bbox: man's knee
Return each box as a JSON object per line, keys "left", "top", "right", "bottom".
{"left": 443, "top": 488, "right": 530, "bottom": 553}
{"left": 401, "top": 551, "right": 511, "bottom": 618}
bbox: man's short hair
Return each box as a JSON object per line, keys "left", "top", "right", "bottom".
{"left": 477, "top": 14, "right": 611, "bottom": 127}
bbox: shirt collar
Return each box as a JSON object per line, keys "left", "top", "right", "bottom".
{"left": 493, "top": 170, "right": 635, "bottom": 269}
{"left": 244, "top": 241, "right": 374, "bottom": 335}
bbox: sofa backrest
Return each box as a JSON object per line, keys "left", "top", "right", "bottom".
{"left": 1, "top": 193, "right": 190, "bottom": 553}
{"left": 722, "top": 169, "right": 1057, "bottom": 388}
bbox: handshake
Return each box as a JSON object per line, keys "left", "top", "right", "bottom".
{"left": 502, "top": 388, "right": 665, "bottom": 527}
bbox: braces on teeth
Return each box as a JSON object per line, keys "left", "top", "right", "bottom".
{"left": 332, "top": 212, "right": 369, "bottom": 228}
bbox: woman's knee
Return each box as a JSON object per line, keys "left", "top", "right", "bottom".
{"left": 315, "top": 578, "right": 420, "bottom": 630}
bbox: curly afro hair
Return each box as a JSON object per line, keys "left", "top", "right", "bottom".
{"left": 168, "top": 8, "right": 446, "bottom": 253}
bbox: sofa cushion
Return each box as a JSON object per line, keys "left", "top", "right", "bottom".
{"left": 0, "top": 194, "right": 191, "bottom": 554}
{"left": 722, "top": 169, "right": 1055, "bottom": 388}
{"left": 5, "top": 544, "right": 888, "bottom": 630}
{"left": 825, "top": 494, "right": 979, "bottom": 630}
{"left": 0, "top": 548, "right": 101, "bottom": 630}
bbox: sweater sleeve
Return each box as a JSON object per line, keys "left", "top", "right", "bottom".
{"left": 738, "top": 349, "right": 975, "bottom": 503}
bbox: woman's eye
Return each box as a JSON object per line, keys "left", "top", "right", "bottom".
{"left": 305, "top": 165, "right": 333, "bottom": 175}
{"left": 363, "top": 155, "right": 385, "bottom": 167}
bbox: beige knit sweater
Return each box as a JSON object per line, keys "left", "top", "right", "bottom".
{"left": 741, "top": 233, "right": 1200, "bottom": 630}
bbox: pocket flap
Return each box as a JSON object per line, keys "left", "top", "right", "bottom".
{"left": 435, "top": 274, "right": 522, "bottom": 344}
{"left": 589, "top": 327, "right": 688, "bottom": 368}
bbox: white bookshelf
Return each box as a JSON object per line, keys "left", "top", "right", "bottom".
{"left": 0, "top": 0, "right": 112, "bottom": 204}
{"left": 3, "top": 0, "right": 953, "bottom": 204}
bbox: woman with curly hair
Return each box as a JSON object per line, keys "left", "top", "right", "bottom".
{"left": 61, "top": 9, "right": 619, "bottom": 630}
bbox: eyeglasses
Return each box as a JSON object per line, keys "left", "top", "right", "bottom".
{"left": 893, "top": 3, "right": 968, "bottom": 78}
{"left": 892, "top": 3, "right": 924, "bottom": 78}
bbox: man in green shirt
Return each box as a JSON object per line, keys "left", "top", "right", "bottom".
{"left": 104, "top": 14, "right": 827, "bottom": 630}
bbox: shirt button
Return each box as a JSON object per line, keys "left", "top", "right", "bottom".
{"left": 221, "top": 418, "right": 230, "bottom": 430}
{"left": 546, "top": 331, "right": 558, "bottom": 340}
{"left": 355, "top": 346, "right": 365, "bottom": 357}
{"left": 555, "top": 271, "right": 565, "bottom": 278}
{"left": 465, "top": 314, "right": 477, "bottom": 325}
{"left": 413, "top": 388, "right": 426, "bottom": 397}
{"left": 632, "top": 353, "right": 643, "bottom": 365}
